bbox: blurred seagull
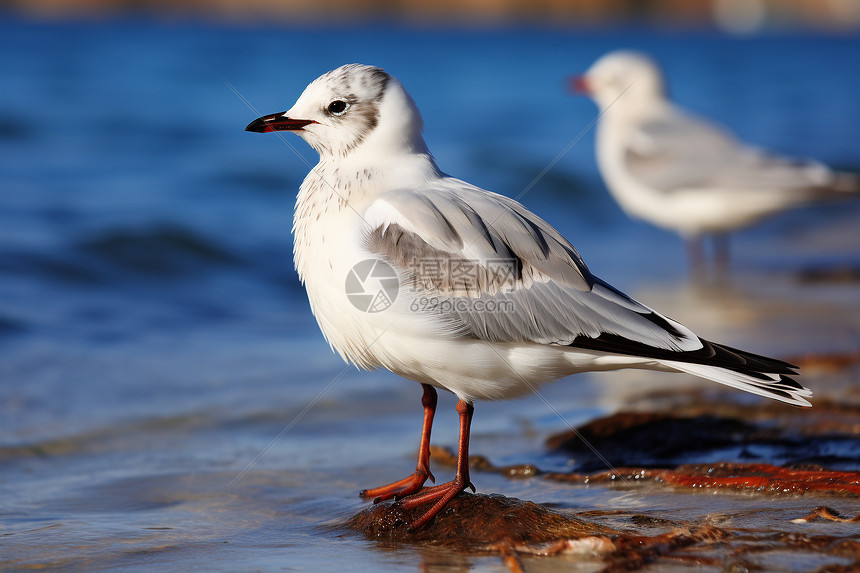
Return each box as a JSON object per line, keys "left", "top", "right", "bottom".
{"left": 573, "top": 50, "right": 859, "bottom": 267}
{"left": 245, "top": 64, "right": 811, "bottom": 531}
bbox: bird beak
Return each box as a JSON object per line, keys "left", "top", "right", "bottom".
{"left": 245, "top": 112, "right": 317, "bottom": 133}
{"left": 569, "top": 75, "right": 589, "bottom": 94}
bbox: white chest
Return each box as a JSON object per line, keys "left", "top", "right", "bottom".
{"left": 291, "top": 168, "right": 389, "bottom": 368}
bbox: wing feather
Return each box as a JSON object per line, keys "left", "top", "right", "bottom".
{"left": 362, "top": 178, "right": 811, "bottom": 407}
{"left": 626, "top": 107, "right": 834, "bottom": 193}
{"left": 363, "top": 182, "right": 703, "bottom": 352}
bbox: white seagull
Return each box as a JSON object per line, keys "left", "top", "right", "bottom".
{"left": 574, "top": 50, "right": 859, "bottom": 266}
{"left": 245, "top": 64, "right": 811, "bottom": 530}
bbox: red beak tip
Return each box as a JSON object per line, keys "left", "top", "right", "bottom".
{"left": 245, "top": 114, "right": 316, "bottom": 133}
{"left": 569, "top": 76, "right": 589, "bottom": 94}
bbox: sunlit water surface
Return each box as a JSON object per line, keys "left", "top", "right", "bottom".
{"left": 2, "top": 18, "right": 860, "bottom": 570}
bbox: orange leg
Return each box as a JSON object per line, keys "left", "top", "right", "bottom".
{"left": 686, "top": 234, "right": 706, "bottom": 271}
{"left": 360, "top": 384, "right": 437, "bottom": 503}
{"left": 713, "top": 232, "right": 731, "bottom": 270}
{"left": 401, "top": 398, "right": 475, "bottom": 531}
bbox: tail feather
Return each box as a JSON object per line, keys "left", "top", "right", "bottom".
{"left": 663, "top": 340, "right": 812, "bottom": 407}
{"left": 662, "top": 360, "right": 811, "bottom": 407}
{"left": 571, "top": 333, "right": 811, "bottom": 406}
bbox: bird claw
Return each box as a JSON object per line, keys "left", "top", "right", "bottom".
{"left": 360, "top": 469, "right": 433, "bottom": 503}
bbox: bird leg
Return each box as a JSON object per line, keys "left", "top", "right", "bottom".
{"left": 360, "top": 384, "right": 437, "bottom": 503}
{"left": 685, "top": 234, "right": 706, "bottom": 272}
{"left": 401, "top": 398, "right": 475, "bottom": 531}
{"left": 713, "top": 232, "right": 731, "bottom": 270}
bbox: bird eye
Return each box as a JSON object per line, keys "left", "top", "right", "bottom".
{"left": 327, "top": 100, "right": 349, "bottom": 116}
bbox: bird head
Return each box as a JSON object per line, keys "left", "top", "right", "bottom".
{"left": 246, "top": 64, "right": 428, "bottom": 160}
{"left": 572, "top": 51, "right": 666, "bottom": 113}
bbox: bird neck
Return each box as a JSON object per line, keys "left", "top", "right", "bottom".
{"left": 292, "top": 150, "right": 441, "bottom": 242}
{"left": 291, "top": 150, "right": 441, "bottom": 289}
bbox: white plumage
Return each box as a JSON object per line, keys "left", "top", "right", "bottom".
{"left": 249, "top": 63, "right": 809, "bottom": 406}
{"left": 576, "top": 51, "right": 858, "bottom": 263}
{"left": 245, "top": 63, "right": 811, "bottom": 529}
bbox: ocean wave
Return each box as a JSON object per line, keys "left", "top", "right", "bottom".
{"left": 75, "top": 224, "right": 244, "bottom": 277}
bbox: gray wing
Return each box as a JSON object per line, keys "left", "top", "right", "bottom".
{"left": 363, "top": 180, "right": 704, "bottom": 352}
{"left": 625, "top": 106, "right": 833, "bottom": 193}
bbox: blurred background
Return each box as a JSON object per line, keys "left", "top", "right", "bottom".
{"left": 2, "top": 1, "right": 859, "bottom": 570}
{"left": 8, "top": 0, "right": 860, "bottom": 30}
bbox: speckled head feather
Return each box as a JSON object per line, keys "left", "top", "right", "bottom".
{"left": 282, "top": 64, "right": 427, "bottom": 159}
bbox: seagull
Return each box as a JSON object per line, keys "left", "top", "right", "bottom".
{"left": 245, "top": 64, "right": 812, "bottom": 531}
{"left": 573, "top": 50, "right": 859, "bottom": 267}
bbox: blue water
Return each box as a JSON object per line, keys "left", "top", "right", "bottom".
{"left": 2, "top": 16, "right": 860, "bottom": 570}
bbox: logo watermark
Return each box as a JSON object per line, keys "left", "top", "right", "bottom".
{"left": 408, "top": 257, "right": 519, "bottom": 294}
{"left": 410, "top": 296, "right": 515, "bottom": 314}
{"left": 345, "top": 259, "right": 399, "bottom": 313}
{"left": 346, "top": 257, "right": 519, "bottom": 315}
